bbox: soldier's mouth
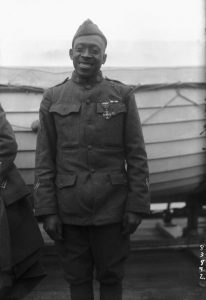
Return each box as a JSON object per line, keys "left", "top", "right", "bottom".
{"left": 79, "top": 63, "right": 93, "bottom": 69}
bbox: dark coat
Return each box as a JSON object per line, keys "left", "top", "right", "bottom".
{"left": 0, "top": 104, "right": 43, "bottom": 273}
{"left": 34, "top": 72, "right": 150, "bottom": 225}
{"left": 0, "top": 105, "right": 29, "bottom": 204}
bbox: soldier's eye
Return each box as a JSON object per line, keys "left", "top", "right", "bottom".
{"left": 91, "top": 49, "right": 99, "bottom": 54}
{"left": 76, "top": 46, "right": 83, "bottom": 52}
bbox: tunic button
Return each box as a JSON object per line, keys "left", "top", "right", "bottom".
{"left": 86, "top": 99, "right": 91, "bottom": 104}
{"left": 88, "top": 145, "right": 92, "bottom": 150}
{"left": 85, "top": 84, "right": 92, "bottom": 89}
{"left": 90, "top": 168, "right": 95, "bottom": 173}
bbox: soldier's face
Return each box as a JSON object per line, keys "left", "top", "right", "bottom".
{"left": 70, "top": 35, "right": 107, "bottom": 78}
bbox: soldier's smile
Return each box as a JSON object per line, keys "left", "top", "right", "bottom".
{"left": 79, "top": 62, "right": 93, "bottom": 69}
{"left": 70, "top": 35, "right": 107, "bottom": 78}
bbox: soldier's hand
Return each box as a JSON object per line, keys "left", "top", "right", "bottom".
{"left": 43, "top": 214, "right": 63, "bottom": 241}
{"left": 122, "top": 212, "right": 142, "bottom": 235}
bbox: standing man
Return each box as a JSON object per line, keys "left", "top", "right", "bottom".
{"left": 34, "top": 19, "right": 150, "bottom": 300}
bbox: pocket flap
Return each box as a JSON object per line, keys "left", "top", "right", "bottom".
{"left": 55, "top": 174, "right": 77, "bottom": 188}
{"left": 96, "top": 103, "right": 126, "bottom": 115}
{"left": 110, "top": 173, "right": 127, "bottom": 185}
{"left": 50, "top": 103, "right": 81, "bottom": 115}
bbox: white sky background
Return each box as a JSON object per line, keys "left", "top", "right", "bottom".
{"left": 0, "top": 0, "right": 205, "bottom": 66}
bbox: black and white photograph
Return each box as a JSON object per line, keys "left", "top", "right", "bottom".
{"left": 0, "top": 0, "right": 205, "bottom": 299}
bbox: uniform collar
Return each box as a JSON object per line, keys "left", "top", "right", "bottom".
{"left": 71, "top": 71, "right": 103, "bottom": 86}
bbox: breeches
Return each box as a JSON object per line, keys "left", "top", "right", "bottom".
{"left": 55, "top": 223, "right": 130, "bottom": 286}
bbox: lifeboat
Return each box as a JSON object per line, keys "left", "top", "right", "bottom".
{"left": 0, "top": 66, "right": 205, "bottom": 203}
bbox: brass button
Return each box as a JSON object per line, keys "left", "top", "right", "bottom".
{"left": 86, "top": 99, "right": 91, "bottom": 104}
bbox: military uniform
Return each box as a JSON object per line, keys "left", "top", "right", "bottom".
{"left": 35, "top": 72, "right": 150, "bottom": 222}
{"left": 34, "top": 19, "right": 150, "bottom": 300}
{"left": 34, "top": 72, "right": 150, "bottom": 295}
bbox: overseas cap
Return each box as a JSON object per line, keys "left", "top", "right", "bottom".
{"left": 72, "top": 19, "right": 107, "bottom": 47}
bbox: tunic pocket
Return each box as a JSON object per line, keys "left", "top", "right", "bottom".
{"left": 101, "top": 172, "right": 128, "bottom": 218}
{"left": 55, "top": 173, "right": 80, "bottom": 217}
{"left": 50, "top": 103, "right": 81, "bottom": 146}
{"left": 55, "top": 174, "right": 77, "bottom": 189}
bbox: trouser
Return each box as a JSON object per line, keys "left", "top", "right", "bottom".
{"left": 55, "top": 223, "right": 130, "bottom": 300}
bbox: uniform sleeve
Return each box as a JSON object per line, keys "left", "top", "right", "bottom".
{"left": 0, "top": 104, "right": 17, "bottom": 177}
{"left": 34, "top": 89, "right": 58, "bottom": 217}
{"left": 124, "top": 92, "right": 150, "bottom": 214}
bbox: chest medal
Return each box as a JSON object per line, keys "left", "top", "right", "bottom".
{"left": 101, "top": 101, "right": 112, "bottom": 119}
{"left": 101, "top": 99, "right": 119, "bottom": 120}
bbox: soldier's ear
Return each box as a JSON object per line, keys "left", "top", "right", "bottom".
{"left": 102, "top": 53, "right": 107, "bottom": 65}
{"left": 69, "top": 49, "right": 73, "bottom": 60}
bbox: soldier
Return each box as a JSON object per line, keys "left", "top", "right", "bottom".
{"left": 34, "top": 19, "right": 150, "bottom": 300}
{"left": 0, "top": 104, "right": 45, "bottom": 298}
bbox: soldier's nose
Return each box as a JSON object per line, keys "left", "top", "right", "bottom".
{"left": 81, "top": 48, "right": 92, "bottom": 58}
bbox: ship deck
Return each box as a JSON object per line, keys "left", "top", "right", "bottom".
{"left": 6, "top": 217, "right": 206, "bottom": 299}
{"left": 7, "top": 249, "right": 206, "bottom": 300}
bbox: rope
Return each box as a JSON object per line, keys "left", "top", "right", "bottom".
{"left": 11, "top": 124, "right": 32, "bottom": 131}
{"left": 0, "top": 66, "right": 69, "bottom": 75}
{"left": 176, "top": 89, "right": 199, "bottom": 106}
{"left": 141, "top": 87, "right": 205, "bottom": 124}
{"left": 130, "top": 81, "right": 206, "bottom": 93}
{"left": 0, "top": 84, "right": 44, "bottom": 93}
{"left": 141, "top": 94, "right": 178, "bottom": 124}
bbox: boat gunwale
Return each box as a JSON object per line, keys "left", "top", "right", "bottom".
{"left": 1, "top": 81, "right": 206, "bottom": 94}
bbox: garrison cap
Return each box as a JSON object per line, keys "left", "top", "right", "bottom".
{"left": 72, "top": 19, "right": 107, "bottom": 47}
